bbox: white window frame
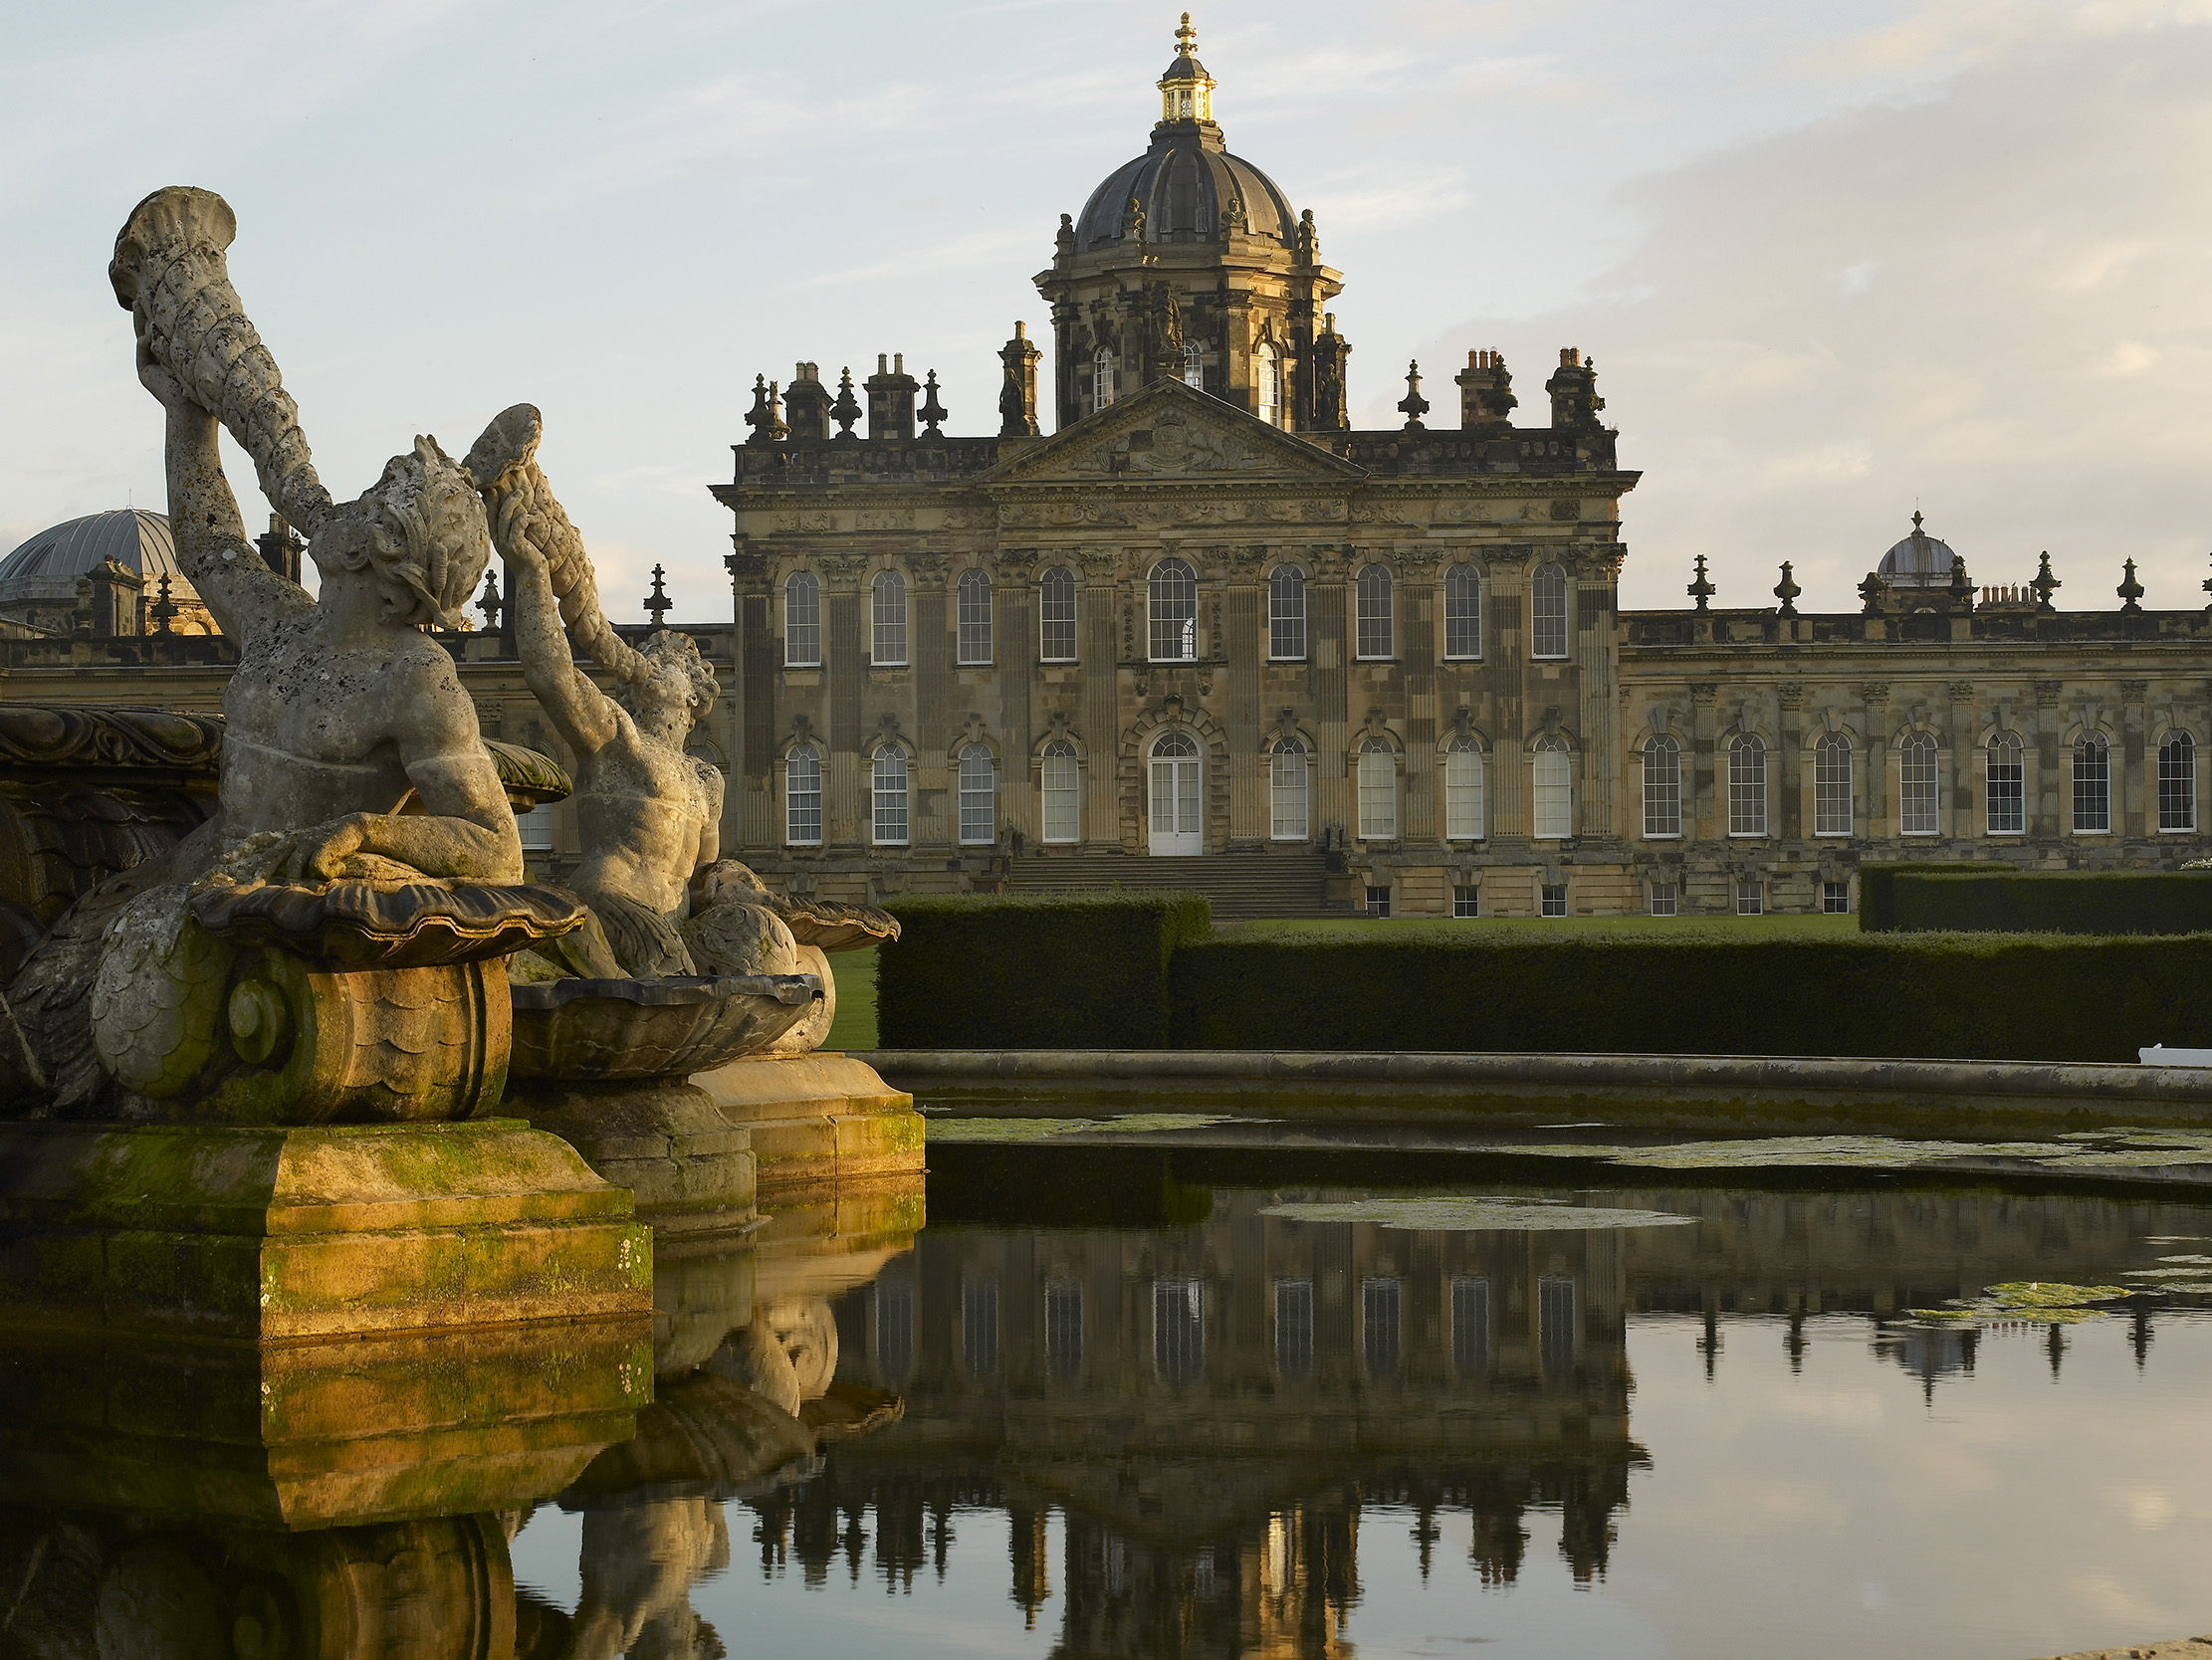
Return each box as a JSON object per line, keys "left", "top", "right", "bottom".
{"left": 2160, "top": 731, "right": 2196, "bottom": 832}
{"left": 1642, "top": 734, "right": 1680, "bottom": 839}
{"left": 958, "top": 742, "right": 997, "bottom": 846}
{"left": 1148, "top": 558, "right": 1198, "bottom": 662}
{"left": 1093, "top": 346, "right": 1115, "bottom": 412}
{"left": 871, "top": 569, "right": 908, "bottom": 667}
{"left": 1182, "top": 341, "right": 1204, "bottom": 389}
{"left": 1530, "top": 563, "right": 1569, "bottom": 661}
{"left": 1815, "top": 732, "right": 1853, "bottom": 837}
{"left": 784, "top": 744, "right": 823, "bottom": 847}
{"left": 1355, "top": 564, "right": 1394, "bottom": 661}
{"left": 1356, "top": 738, "right": 1397, "bottom": 841}
{"left": 1533, "top": 733, "right": 1572, "bottom": 840}
{"left": 1728, "top": 735, "right": 1767, "bottom": 837}
{"left": 517, "top": 802, "right": 554, "bottom": 853}
{"left": 783, "top": 570, "right": 821, "bottom": 668}
{"left": 1987, "top": 732, "right": 2025, "bottom": 835}
{"left": 1444, "top": 563, "right": 1481, "bottom": 661}
{"left": 2074, "top": 733, "right": 2111, "bottom": 834}
{"left": 1041, "top": 740, "right": 1080, "bottom": 843}
{"left": 1039, "top": 566, "right": 1077, "bottom": 663}
{"left": 1270, "top": 739, "right": 1309, "bottom": 841}
{"left": 1444, "top": 738, "right": 1485, "bottom": 841}
{"left": 871, "top": 746, "right": 909, "bottom": 847}
{"left": 1899, "top": 730, "right": 1940, "bottom": 836}
{"left": 1268, "top": 564, "right": 1306, "bottom": 662}
{"left": 956, "top": 568, "right": 993, "bottom": 666}
{"left": 1254, "top": 340, "right": 1279, "bottom": 427}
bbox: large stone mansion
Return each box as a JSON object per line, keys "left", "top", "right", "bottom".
{"left": 5, "top": 16, "right": 2210, "bottom": 919}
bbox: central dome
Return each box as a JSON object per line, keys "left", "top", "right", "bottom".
{"left": 1072, "top": 137, "right": 1298, "bottom": 253}
{"left": 1071, "top": 15, "right": 1298, "bottom": 253}
{"left": 1878, "top": 512, "right": 1960, "bottom": 590}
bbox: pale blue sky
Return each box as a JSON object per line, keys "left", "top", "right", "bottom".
{"left": 5, "top": 1, "right": 2209, "bottom": 616}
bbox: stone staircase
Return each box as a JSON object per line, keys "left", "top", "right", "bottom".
{"left": 1001, "top": 849, "right": 1340, "bottom": 924}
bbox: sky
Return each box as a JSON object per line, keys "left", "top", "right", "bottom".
{"left": 5, "top": 0, "right": 2212, "bottom": 618}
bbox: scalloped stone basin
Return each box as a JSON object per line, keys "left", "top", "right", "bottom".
{"left": 510, "top": 973, "right": 820, "bottom": 1082}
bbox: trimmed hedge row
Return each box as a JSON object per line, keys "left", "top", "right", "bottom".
{"left": 878, "top": 894, "right": 1213, "bottom": 1049}
{"left": 1870, "top": 867, "right": 2212, "bottom": 936}
{"left": 1165, "top": 931, "right": 2212, "bottom": 1063}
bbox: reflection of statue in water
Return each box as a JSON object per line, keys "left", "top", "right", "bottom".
{"left": 468, "top": 403, "right": 896, "bottom": 1046}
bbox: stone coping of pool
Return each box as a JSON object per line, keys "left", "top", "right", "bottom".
{"left": 864, "top": 1048, "right": 2212, "bottom": 1126}
{"left": 2027, "top": 1638, "right": 2212, "bottom": 1660}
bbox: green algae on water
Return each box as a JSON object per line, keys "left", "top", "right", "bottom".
{"left": 1259, "top": 1196, "right": 1696, "bottom": 1232}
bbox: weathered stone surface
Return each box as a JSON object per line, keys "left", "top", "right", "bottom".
{"left": 505, "top": 1080, "right": 759, "bottom": 1238}
{"left": 0, "top": 1119, "right": 650, "bottom": 1339}
{"left": 509, "top": 972, "right": 816, "bottom": 1082}
{"left": 2027, "top": 1640, "right": 2212, "bottom": 1660}
{"left": 691, "top": 1051, "right": 924, "bottom": 1199}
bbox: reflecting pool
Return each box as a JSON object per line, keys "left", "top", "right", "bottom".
{"left": 12, "top": 1139, "right": 2212, "bottom": 1658}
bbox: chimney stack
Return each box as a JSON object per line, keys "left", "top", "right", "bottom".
{"left": 866, "top": 352, "right": 920, "bottom": 441}
{"left": 1455, "top": 349, "right": 1516, "bottom": 428}
{"left": 784, "top": 361, "right": 831, "bottom": 441}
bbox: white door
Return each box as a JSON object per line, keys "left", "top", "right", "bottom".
{"left": 1149, "top": 731, "right": 1203, "bottom": 855}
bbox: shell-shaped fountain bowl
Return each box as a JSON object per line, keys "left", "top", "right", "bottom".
{"left": 509, "top": 973, "right": 820, "bottom": 1082}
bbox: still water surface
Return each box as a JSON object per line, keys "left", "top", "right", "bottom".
{"left": 514, "top": 1144, "right": 2212, "bottom": 1660}
{"left": 15, "top": 1140, "right": 2212, "bottom": 1658}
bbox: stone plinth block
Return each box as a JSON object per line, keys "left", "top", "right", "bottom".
{"left": 689, "top": 1052, "right": 924, "bottom": 1201}
{"left": 503, "top": 1080, "right": 759, "bottom": 1242}
{"left": 0, "top": 1319, "right": 649, "bottom": 1529}
{"left": 0, "top": 1119, "right": 651, "bottom": 1341}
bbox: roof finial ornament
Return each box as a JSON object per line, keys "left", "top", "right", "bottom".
{"left": 1176, "top": 11, "right": 1198, "bottom": 57}
{"left": 643, "top": 564, "right": 671, "bottom": 628}
{"left": 1688, "top": 553, "right": 1716, "bottom": 613}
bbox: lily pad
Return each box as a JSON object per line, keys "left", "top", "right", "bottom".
{"left": 1259, "top": 1197, "right": 1695, "bottom": 1232}
{"left": 1985, "top": 1281, "right": 2131, "bottom": 1309}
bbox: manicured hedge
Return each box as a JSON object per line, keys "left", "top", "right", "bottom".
{"left": 1856, "top": 862, "right": 1962, "bottom": 933}
{"left": 1872, "top": 868, "right": 2212, "bottom": 936}
{"left": 1166, "top": 930, "right": 2212, "bottom": 1063}
{"left": 877, "top": 894, "right": 1213, "bottom": 1049}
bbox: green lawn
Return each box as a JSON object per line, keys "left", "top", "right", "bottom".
{"left": 824, "top": 947, "right": 879, "bottom": 1051}
{"left": 1237, "top": 912, "right": 1860, "bottom": 941}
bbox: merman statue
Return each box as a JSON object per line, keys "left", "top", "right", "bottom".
{"left": 465, "top": 404, "right": 896, "bottom": 1054}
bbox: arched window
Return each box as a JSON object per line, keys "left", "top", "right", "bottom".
{"left": 783, "top": 571, "right": 820, "bottom": 668}
{"left": 957, "top": 568, "right": 993, "bottom": 665}
{"left": 1987, "top": 731, "right": 2025, "bottom": 834}
{"left": 1643, "top": 733, "right": 1680, "bottom": 838}
{"left": 958, "top": 743, "right": 997, "bottom": 845}
{"left": 1728, "top": 734, "right": 1767, "bottom": 836}
{"left": 1445, "top": 564, "right": 1481, "bottom": 660}
{"left": 1093, "top": 346, "right": 1115, "bottom": 412}
{"left": 1041, "top": 739, "right": 1080, "bottom": 843}
{"left": 871, "top": 569, "right": 907, "bottom": 666}
{"left": 1356, "top": 564, "right": 1394, "bottom": 660}
{"left": 1038, "top": 566, "right": 1077, "bottom": 663}
{"left": 2074, "top": 732, "right": 2110, "bottom": 833}
{"left": 1899, "top": 730, "right": 1940, "bottom": 836}
{"left": 1533, "top": 733, "right": 1572, "bottom": 839}
{"left": 1445, "top": 736, "right": 1485, "bottom": 841}
{"left": 1254, "top": 341, "right": 1279, "bottom": 427}
{"left": 1149, "top": 558, "right": 1198, "bottom": 662}
{"left": 2161, "top": 731, "right": 2196, "bottom": 832}
{"left": 1268, "top": 565, "right": 1306, "bottom": 661}
{"left": 871, "top": 746, "right": 909, "bottom": 846}
{"left": 1815, "top": 732, "right": 1853, "bottom": 836}
{"left": 1182, "top": 341, "right": 1204, "bottom": 389}
{"left": 1270, "top": 738, "right": 1308, "bottom": 840}
{"left": 1356, "top": 737, "right": 1397, "bottom": 840}
{"left": 784, "top": 743, "right": 822, "bottom": 846}
{"left": 1530, "top": 563, "right": 1569, "bottom": 660}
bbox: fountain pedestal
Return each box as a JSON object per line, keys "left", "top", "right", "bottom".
{"left": 692, "top": 1051, "right": 925, "bottom": 1202}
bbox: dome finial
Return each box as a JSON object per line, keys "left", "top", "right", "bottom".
{"left": 1158, "top": 11, "right": 1215, "bottom": 123}
{"left": 1176, "top": 11, "right": 1198, "bottom": 57}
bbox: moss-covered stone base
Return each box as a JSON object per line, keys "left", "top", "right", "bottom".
{"left": 502, "top": 1081, "right": 759, "bottom": 1240}
{"left": 0, "top": 1318, "right": 650, "bottom": 1529}
{"left": 0, "top": 1120, "right": 652, "bottom": 1341}
{"left": 690, "top": 1052, "right": 925, "bottom": 1202}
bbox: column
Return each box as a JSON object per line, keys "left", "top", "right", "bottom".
{"left": 1226, "top": 548, "right": 1265, "bottom": 845}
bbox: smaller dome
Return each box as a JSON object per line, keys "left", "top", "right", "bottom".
{"left": 0, "top": 509, "right": 184, "bottom": 598}
{"left": 1878, "top": 512, "right": 1959, "bottom": 590}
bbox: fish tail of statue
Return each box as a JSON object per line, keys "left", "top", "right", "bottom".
{"left": 110, "top": 185, "right": 334, "bottom": 540}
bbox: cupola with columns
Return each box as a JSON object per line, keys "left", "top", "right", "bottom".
{"left": 1035, "top": 13, "right": 1346, "bottom": 432}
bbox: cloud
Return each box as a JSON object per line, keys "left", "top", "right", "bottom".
{"left": 1415, "top": 6, "right": 2212, "bottom": 610}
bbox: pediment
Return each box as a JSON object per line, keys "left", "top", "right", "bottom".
{"left": 983, "top": 377, "right": 1365, "bottom": 487}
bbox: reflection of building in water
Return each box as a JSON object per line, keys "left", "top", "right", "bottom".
{"left": 740, "top": 1190, "right": 1640, "bottom": 1657}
